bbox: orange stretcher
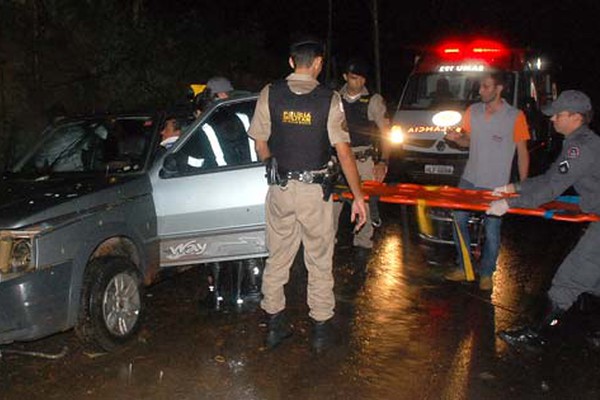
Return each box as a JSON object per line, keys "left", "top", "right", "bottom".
{"left": 336, "top": 181, "right": 600, "bottom": 223}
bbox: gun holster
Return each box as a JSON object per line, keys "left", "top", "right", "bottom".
{"left": 320, "top": 160, "right": 340, "bottom": 201}
{"left": 265, "top": 157, "right": 285, "bottom": 186}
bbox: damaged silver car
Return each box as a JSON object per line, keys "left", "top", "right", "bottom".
{"left": 0, "top": 94, "right": 267, "bottom": 351}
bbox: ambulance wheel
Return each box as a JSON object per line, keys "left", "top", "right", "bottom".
{"left": 76, "top": 257, "right": 144, "bottom": 352}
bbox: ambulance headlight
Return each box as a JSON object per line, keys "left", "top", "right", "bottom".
{"left": 432, "top": 110, "right": 462, "bottom": 128}
{"left": 390, "top": 125, "right": 404, "bottom": 144}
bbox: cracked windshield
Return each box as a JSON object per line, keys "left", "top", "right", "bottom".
{"left": 12, "top": 116, "right": 156, "bottom": 176}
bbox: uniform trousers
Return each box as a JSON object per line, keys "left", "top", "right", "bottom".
{"left": 261, "top": 180, "right": 335, "bottom": 322}
{"left": 549, "top": 221, "right": 600, "bottom": 310}
{"left": 333, "top": 146, "right": 374, "bottom": 249}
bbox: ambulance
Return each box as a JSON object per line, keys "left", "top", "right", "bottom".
{"left": 389, "top": 38, "right": 559, "bottom": 246}
{"left": 389, "top": 38, "right": 559, "bottom": 185}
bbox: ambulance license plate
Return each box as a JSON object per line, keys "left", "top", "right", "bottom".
{"left": 424, "top": 164, "right": 454, "bottom": 175}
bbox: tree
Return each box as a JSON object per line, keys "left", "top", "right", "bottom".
{"left": 0, "top": 0, "right": 279, "bottom": 165}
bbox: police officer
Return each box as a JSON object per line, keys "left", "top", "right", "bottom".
{"left": 334, "top": 59, "right": 390, "bottom": 262}
{"left": 193, "top": 77, "right": 235, "bottom": 118}
{"left": 488, "top": 90, "right": 600, "bottom": 351}
{"left": 206, "top": 76, "right": 234, "bottom": 100}
{"left": 248, "top": 39, "right": 367, "bottom": 353}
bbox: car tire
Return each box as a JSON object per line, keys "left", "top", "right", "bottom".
{"left": 76, "top": 256, "right": 144, "bottom": 352}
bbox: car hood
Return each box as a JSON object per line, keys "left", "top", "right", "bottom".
{"left": 0, "top": 174, "right": 151, "bottom": 229}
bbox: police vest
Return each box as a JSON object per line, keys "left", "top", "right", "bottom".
{"left": 268, "top": 80, "right": 332, "bottom": 172}
{"left": 343, "top": 95, "right": 378, "bottom": 147}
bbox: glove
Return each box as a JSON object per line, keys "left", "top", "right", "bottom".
{"left": 486, "top": 199, "right": 510, "bottom": 216}
{"left": 492, "top": 185, "right": 512, "bottom": 197}
{"left": 492, "top": 185, "right": 506, "bottom": 197}
{"left": 492, "top": 182, "right": 520, "bottom": 197}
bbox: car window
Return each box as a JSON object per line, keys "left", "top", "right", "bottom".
{"left": 14, "top": 116, "right": 155, "bottom": 175}
{"left": 173, "top": 100, "right": 258, "bottom": 174}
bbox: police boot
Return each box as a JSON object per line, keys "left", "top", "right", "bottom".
{"left": 311, "top": 318, "right": 335, "bottom": 354}
{"left": 585, "top": 331, "right": 600, "bottom": 351}
{"left": 353, "top": 246, "right": 371, "bottom": 277}
{"left": 573, "top": 293, "right": 600, "bottom": 350}
{"left": 499, "top": 303, "right": 564, "bottom": 353}
{"left": 265, "top": 311, "right": 293, "bottom": 349}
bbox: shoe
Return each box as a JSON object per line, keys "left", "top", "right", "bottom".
{"left": 444, "top": 269, "right": 467, "bottom": 282}
{"left": 311, "top": 318, "right": 335, "bottom": 354}
{"left": 265, "top": 311, "right": 292, "bottom": 349}
{"left": 498, "top": 327, "right": 546, "bottom": 353}
{"left": 352, "top": 247, "right": 371, "bottom": 276}
{"left": 479, "top": 275, "right": 493, "bottom": 291}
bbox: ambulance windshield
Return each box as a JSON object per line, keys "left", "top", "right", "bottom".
{"left": 400, "top": 72, "right": 515, "bottom": 110}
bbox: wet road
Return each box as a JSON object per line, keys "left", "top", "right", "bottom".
{"left": 2, "top": 204, "right": 600, "bottom": 400}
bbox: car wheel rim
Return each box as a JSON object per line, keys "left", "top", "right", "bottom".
{"left": 102, "top": 272, "right": 141, "bottom": 337}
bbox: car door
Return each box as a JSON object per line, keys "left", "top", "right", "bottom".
{"left": 150, "top": 97, "right": 268, "bottom": 267}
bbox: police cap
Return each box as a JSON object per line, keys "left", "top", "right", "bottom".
{"left": 207, "top": 76, "right": 234, "bottom": 94}
{"left": 543, "top": 90, "right": 593, "bottom": 116}
{"left": 345, "top": 59, "right": 369, "bottom": 78}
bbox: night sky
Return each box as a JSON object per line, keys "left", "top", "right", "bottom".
{"left": 159, "top": 0, "right": 600, "bottom": 110}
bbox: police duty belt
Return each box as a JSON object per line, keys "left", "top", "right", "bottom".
{"left": 284, "top": 170, "right": 327, "bottom": 184}
{"left": 352, "top": 146, "right": 377, "bottom": 162}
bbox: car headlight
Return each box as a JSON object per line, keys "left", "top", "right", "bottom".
{"left": 390, "top": 125, "right": 404, "bottom": 144}
{"left": 0, "top": 232, "right": 36, "bottom": 281}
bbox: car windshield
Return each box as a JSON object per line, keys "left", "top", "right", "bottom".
{"left": 12, "top": 116, "right": 156, "bottom": 176}
{"left": 399, "top": 72, "right": 515, "bottom": 110}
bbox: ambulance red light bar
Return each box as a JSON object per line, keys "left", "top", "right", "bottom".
{"left": 442, "top": 47, "right": 461, "bottom": 54}
{"left": 437, "top": 39, "right": 507, "bottom": 59}
{"left": 470, "top": 39, "right": 506, "bottom": 55}
{"left": 436, "top": 41, "right": 464, "bottom": 59}
{"left": 472, "top": 47, "right": 501, "bottom": 53}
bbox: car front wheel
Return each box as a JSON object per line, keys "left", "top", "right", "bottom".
{"left": 76, "top": 256, "right": 144, "bottom": 352}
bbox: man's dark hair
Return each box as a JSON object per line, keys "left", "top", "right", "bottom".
{"left": 488, "top": 70, "right": 506, "bottom": 87}
{"left": 289, "top": 39, "right": 324, "bottom": 68}
{"left": 164, "top": 114, "right": 182, "bottom": 130}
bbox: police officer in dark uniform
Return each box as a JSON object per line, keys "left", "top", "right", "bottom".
{"left": 248, "top": 39, "right": 367, "bottom": 353}
{"left": 487, "top": 90, "right": 600, "bottom": 351}
{"left": 334, "top": 59, "right": 390, "bottom": 260}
